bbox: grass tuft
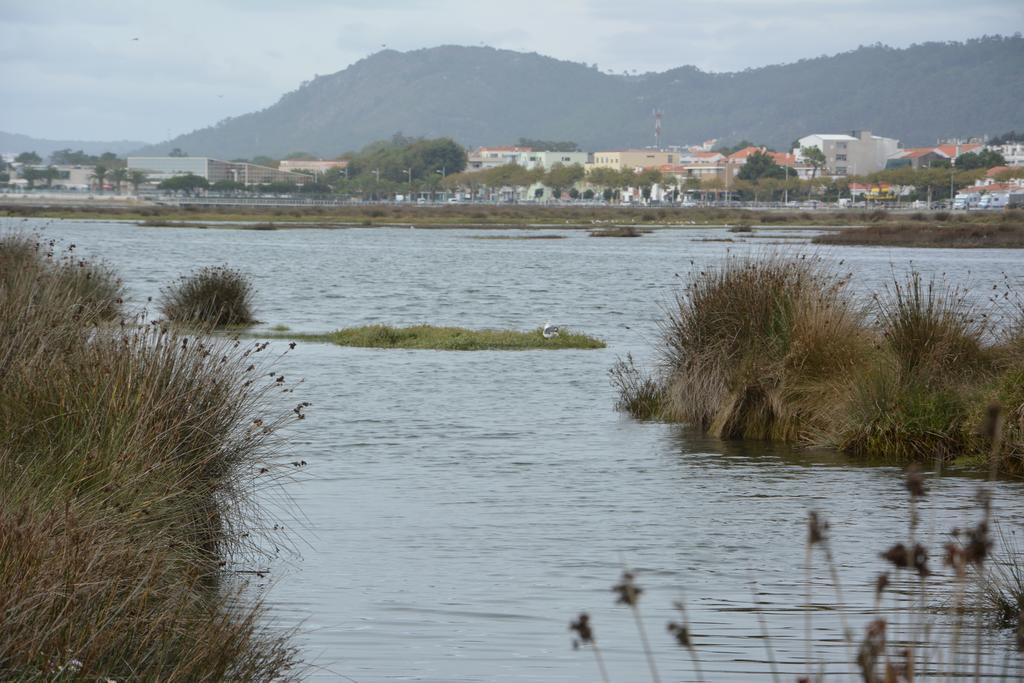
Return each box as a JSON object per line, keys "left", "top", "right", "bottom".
{"left": 161, "top": 265, "right": 256, "bottom": 327}
{"left": 609, "top": 354, "right": 666, "bottom": 420}
{"left": 656, "top": 254, "right": 870, "bottom": 441}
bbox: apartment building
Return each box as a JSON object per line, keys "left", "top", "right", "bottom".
{"left": 796, "top": 131, "right": 899, "bottom": 176}
{"left": 588, "top": 149, "right": 676, "bottom": 171}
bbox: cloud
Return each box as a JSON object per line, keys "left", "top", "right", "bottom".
{"left": 1, "top": 0, "right": 1020, "bottom": 141}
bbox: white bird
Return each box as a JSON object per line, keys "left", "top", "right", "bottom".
{"left": 542, "top": 322, "right": 560, "bottom": 339}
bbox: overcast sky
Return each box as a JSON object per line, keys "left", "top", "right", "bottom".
{"left": 2, "top": 0, "right": 1022, "bottom": 143}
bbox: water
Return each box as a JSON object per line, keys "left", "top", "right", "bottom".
{"left": 15, "top": 218, "right": 1024, "bottom": 681}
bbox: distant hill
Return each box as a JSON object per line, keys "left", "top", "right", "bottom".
{"left": 136, "top": 36, "right": 1023, "bottom": 159}
{"left": 0, "top": 131, "right": 149, "bottom": 158}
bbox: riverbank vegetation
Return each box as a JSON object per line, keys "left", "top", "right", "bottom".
{"left": 813, "top": 217, "right": 1024, "bottom": 248}
{"left": 269, "top": 324, "right": 605, "bottom": 350}
{"left": 613, "top": 254, "right": 1024, "bottom": 472}
{"left": 161, "top": 265, "right": 257, "bottom": 326}
{"left": 3, "top": 202, "right": 1020, "bottom": 230}
{"left": 0, "top": 234, "right": 298, "bottom": 680}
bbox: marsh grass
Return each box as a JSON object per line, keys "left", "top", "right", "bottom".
{"left": 609, "top": 354, "right": 666, "bottom": 420}
{"left": 161, "top": 265, "right": 257, "bottom": 327}
{"left": 8, "top": 202, "right": 1022, "bottom": 229}
{"left": 589, "top": 227, "right": 650, "bottom": 237}
{"left": 654, "top": 255, "right": 870, "bottom": 441}
{"left": 617, "top": 254, "right": 1024, "bottom": 471}
{"left": 269, "top": 324, "right": 606, "bottom": 350}
{"left": 975, "top": 527, "right": 1024, "bottom": 629}
{"left": 0, "top": 235, "right": 300, "bottom": 680}
{"left": 812, "top": 221, "right": 1024, "bottom": 248}
{"left": 0, "top": 233, "right": 124, "bottom": 321}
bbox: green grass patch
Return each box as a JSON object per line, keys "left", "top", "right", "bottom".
{"left": 269, "top": 324, "right": 605, "bottom": 350}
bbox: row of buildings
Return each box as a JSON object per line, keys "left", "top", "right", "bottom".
{"left": 468, "top": 131, "right": 1024, "bottom": 184}
{"left": 7, "top": 133, "right": 1021, "bottom": 194}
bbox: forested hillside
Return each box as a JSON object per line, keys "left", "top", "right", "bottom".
{"left": 136, "top": 36, "right": 1024, "bottom": 159}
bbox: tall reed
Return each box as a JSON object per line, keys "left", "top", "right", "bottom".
{"left": 0, "top": 235, "right": 299, "bottom": 680}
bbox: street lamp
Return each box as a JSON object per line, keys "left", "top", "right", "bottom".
{"left": 435, "top": 167, "right": 446, "bottom": 202}
{"left": 404, "top": 168, "right": 412, "bottom": 201}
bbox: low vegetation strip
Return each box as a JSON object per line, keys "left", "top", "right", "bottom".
{"left": 269, "top": 324, "right": 605, "bottom": 350}
{"left": 613, "top": 254, "right": 1024, "bottom": 473}
{"left": 813, "top": 220, "right": 1024, "bottom": 248}
{"left": 4, "top": 202, "right": 1022, "bottom": 229}
{"left": 0, "top": 234, "right": 299, "bottom": 680}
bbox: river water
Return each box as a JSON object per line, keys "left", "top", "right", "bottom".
{"left": 16, "top": 218, "right": 1024, "bottom": 681}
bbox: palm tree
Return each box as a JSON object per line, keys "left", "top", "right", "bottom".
{"left": 128, "top": 170, "right": 148, "bottom": 194}
{"left": 92, "top": 164, "right": 108, "bottom": 193}
{"left": 109, "top": 167, "right": 128, "bottom": 194}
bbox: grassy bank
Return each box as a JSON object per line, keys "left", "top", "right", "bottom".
{"left": 814, "top": 217, "right": 1024, "bottom": 248}
{"left": 614, "top": 254, "right": 1024, "bottom": 472}
{"left": 0, "top": 235, "right": 299, "bottom": 680}
{"left": 3, "top": 201, "right": 1021, "bottom": 229}
{"left": 268, "top": 324, "right": 605, "bottom": 350}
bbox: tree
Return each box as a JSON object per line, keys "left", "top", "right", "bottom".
{"left": 988, "top": 131, "right": 1023, "bottom": 145}
{"left": 91, "top": 165, "right": 109, "bottom": 192}
{"left": 737, "top": 151, "right": 787, "bottom": 181}
{"left": 157, "top": 174, "right": 209, "bottom": 194}
{"left": 801, "top": 146, "right": 827, "bottom": 179}
{"left": 210, "top": 180, "right": 245, "bottom": 192}
{"left": 51, "top": 149, "right": 97, "bottom": 165}
{"left": 16, "top": 151, "right": 42, "bottom": 165}
{"left": 635, "top": 168, "right": 663, "bottom": 201}
{"left": 955, "top": 149, "right": 1006, "bottom": 170}
{"left": 42, "top": 166, "right": 61, "bottom": 188}
{"left": 168, "top": 148, "right": 188, "bottom": 157}
{"left": 108, "top": 167, "right": 128, "bottom": 193}
{"left": 22, "top": 167, "right": 45, "bottom": 189}
{"left": 284, "top": 151, "right": 318, "bottom": 160}
{"left": 128, "top": 170, "right": 148, "bottom": 193}
{"left": 544, "top": 163, "right": 584, "bottom": 200}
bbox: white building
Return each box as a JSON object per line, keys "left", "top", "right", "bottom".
{"left": 467, "top": 146, "right": 588, "bottom": 172}
{"left": 127, "top": 157, "right": 312, "bottom": 186}
{"left": 987, "top": 142, "right": 1024, "bottom": 166}
{"left": 796, "top": 130, "right": 900, "bottom": 176}
{"left": 516, "top": 150, "right": 588, "bottom": 170}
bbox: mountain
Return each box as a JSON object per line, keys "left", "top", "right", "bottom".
{"left": 0, "top": 131, "right": 149, "bottom": 158}
{"left": 137, "top": 36, "right": 1024, "bottom": 159}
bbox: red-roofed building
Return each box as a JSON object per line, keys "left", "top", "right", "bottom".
{"left": 937, "top": 143, "right": 982, "bottom": 159}
{"left": 885, "top": 147, "right": 950, "bottom": 170}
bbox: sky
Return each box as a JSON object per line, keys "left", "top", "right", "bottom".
{"left": 2, "top": 0, "right": 1022, "bottom": 143}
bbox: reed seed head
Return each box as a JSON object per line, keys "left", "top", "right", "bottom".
{"left": 667, "top": 621, "right": 692, "bottom": 648}
{"left": 612, "top": 571, "right": 642, "bottom": 607}
{"left": 569, "top": 612, "right": 594, "bottom": 648}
